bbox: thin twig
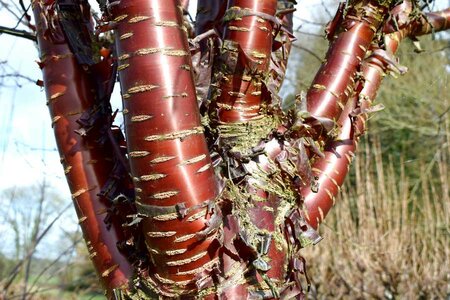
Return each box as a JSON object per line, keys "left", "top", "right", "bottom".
{"left": 294, "top": 26, "right": 325, "bottom": 37}
{"left": 0, "top": 73, "right": 36, "bottom": 83}
{"left": 293, "top": 15, "right": 327, "bottom": 26}
{"left": 27, "top": 237, "right": 83, "bottom": 295}
{"left": 292, "top": 44, "right": 323, "bottom": 62}
{"left": 321, "top": 0, "right": 334, "bottom": 18}
{"left": 0, "top": 25, "right": 36, "bottom": 41}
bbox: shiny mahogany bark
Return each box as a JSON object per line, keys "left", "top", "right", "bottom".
{"left": 32, "top": 0, "right": 133, "bottom": 295}
{"left": 195, "top": 0, "right": 293, "bottom": 95}
{"left": 109, "top": 0, "right": 220, "bottom": 296}
{"left": 305, "top": 0, "right": 391, "bottom": 125}
{"left": 302, "top": 3, "right": 450, "bottom": 229}
{"left": 214, "top": 0, "right": 278, "bottom": 123}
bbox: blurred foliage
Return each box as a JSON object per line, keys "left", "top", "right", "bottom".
{"left": 371, "top": 37, "right": 449, "bottom": 176}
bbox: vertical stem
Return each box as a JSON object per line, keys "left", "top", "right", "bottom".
{"left": 22, "top": 179, "right": 46, "bottom": 300}
{"left": 207, "top": 1, "right": 298, "bottom": 298}
{"left": 110, "top": 0, "right": 219, "bottom": 296}
{"left": 32, "top": 0, "right": 133, "bottom": 296}
{"left": 214, "top": 0, "right": 278, "bottom": 123}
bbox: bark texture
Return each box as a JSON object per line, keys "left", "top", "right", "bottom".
{"left": 32, "top": 0, "right": 135, "bottom": 296}
{"left": 29, "top": 0, "right": 450, "bottom": 298}
{"left": 302, "top": 3, "right": 450, "bottom": 229}
{"left": 110, "top": 0, "right": 221, "bottom": 296}
{"left": 305, "top": 0, "right": 390, "bottom": 124}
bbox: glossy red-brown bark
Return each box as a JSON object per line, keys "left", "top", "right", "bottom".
{"left": 215, "top": 0, "right": 278, "bottom": 123}
{"left": 32, "top": 0, "right": 450, "bottom": 296}
{"left": 413, "top": 8, "right": 450, "bottom": 35}
{"left": 302, "top": 4, "right": 450, "bottom": 229}
{"left": 32, "top": 0, "right": 133, "bottom": 295}
{"left": 110, "top": 0, "right": 219, "bottom": 295}
{"left": 306, "top": 0, "right": 390, "bottom": 123}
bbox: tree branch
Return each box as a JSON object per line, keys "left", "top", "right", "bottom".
{"left": 293, "top": 15, "right": 326, "bottom": 26}
{"left": 301, "top": 4, "right": 450, "bottom": 229}
{"left": 0, "top": 25, "right": 36, "bottom": 41}
{"left": 2, "top": 203, "right": 72, "bottom": 295}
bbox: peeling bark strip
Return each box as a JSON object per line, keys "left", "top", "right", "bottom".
{"left": 302, "top": 4, "right": 450, "bottom": 229}
{"left": 110, "top": 0, "right": 219, "bottom": 295}
{"left": 205, "top": 1, "right": 311, "bottom": 298}
{"left": 301, "top": 97, "right": 358, "bottom": 229}
{"left": 305, "top": 0, "right": 392, "bottom": 128}
{"left": 31, "top": 0, "right": 133, "bottom": 295}
{"left": 269, "top": 0, "right": 295, "bottom": 92}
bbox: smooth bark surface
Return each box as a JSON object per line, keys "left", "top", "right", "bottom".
{"left": 32, "top": 0, "right": 134, "bottom": 295}
{"left": 110, "top": 0, "right": 220, "bottom": 296}
{"left": 305, "top": 0, "right": 391, "bottom": 130}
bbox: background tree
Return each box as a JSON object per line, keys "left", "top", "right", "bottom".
{"left": 0, "top": 182, "right": 70, "bottom": 298}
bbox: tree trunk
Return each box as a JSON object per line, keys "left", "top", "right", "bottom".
{"left": 109, "top": 0, "right": 221, "bottom": 297}
{"left": 29, "top": 0, "right": 450, "bottom": 298}
{"left": 32, "top": 0, "right": 135, "bottom": 296}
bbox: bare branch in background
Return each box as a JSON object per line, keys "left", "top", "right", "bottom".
{"left": 1, "top": 202, "right": 72, "bottom": 298}
{"left": 0, "top": 1, "right": 25, "bottom": 23}
{"left": 0, "top": 73, "right": 36, "bottom": 85}
{"left": 321, "top": 0, "right": 334, "bottom": 18}
{"left": 0, "top": 61, "right": 37, "bottom": 87}
{"left": 294, "top": 26, "right": 325, "bottom": 37}
{"left": 0, "top": 0, "right": 32, "bottom": 28}
{"left": 22, "top": 180, "right": 47, "bottom": 300}
{"left": 0, "top": 25, "right": 36, "bottom": 41}
{"left": 292, "top": 43, "right": 323, "bottom": 62}
{"left": 27, "top": 235, "right": 83, "bottom": 297}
